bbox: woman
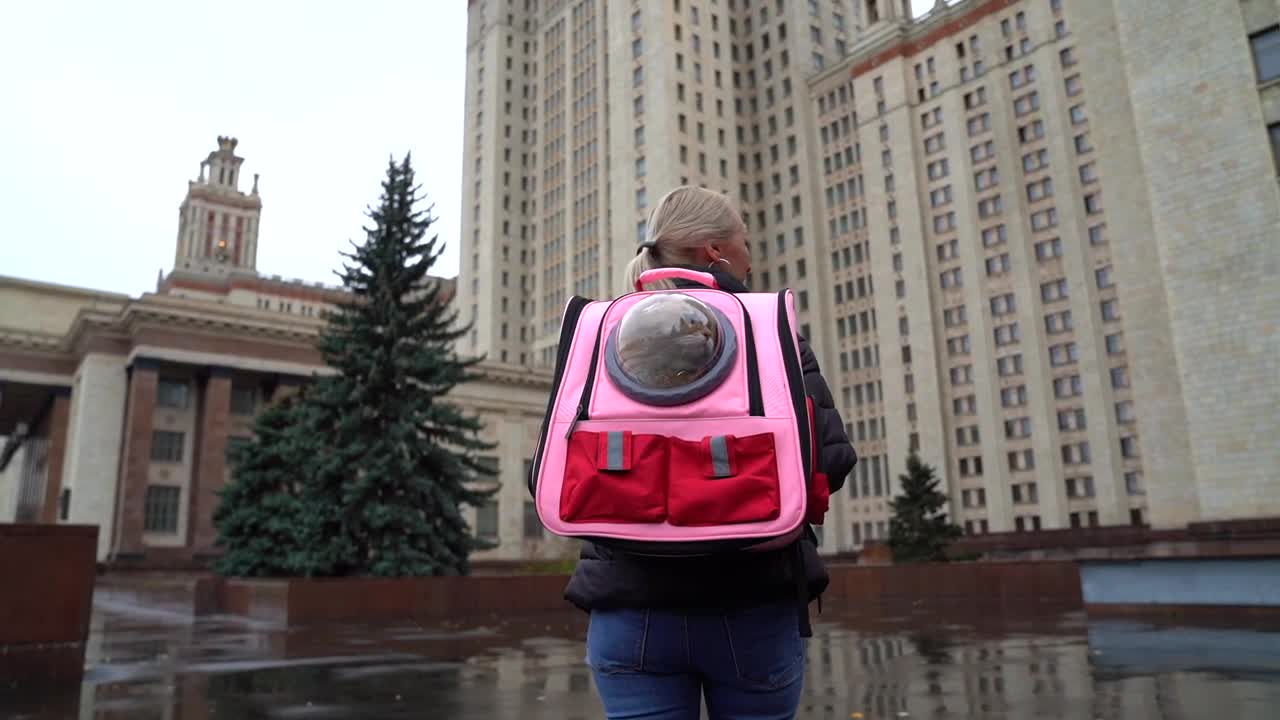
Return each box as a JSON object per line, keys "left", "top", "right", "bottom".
{"left": 565, "top": 186, "right": 857, "bottom": 720}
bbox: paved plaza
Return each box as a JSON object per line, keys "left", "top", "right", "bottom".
{"left": 5, "top": 597, "right": 1280, "bottom": 719}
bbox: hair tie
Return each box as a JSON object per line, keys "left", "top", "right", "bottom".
{"left": 636, "top": 241, "right": 658, "bottom": 256}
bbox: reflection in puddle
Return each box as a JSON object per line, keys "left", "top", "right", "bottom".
{"left": 5, "top": 604, "right": 1280, "bottom": 719}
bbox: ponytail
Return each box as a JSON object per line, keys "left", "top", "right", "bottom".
{"left": 621, "top": 186, "right": 745, "bottom": 296}
{"left": 625, "top": 246, "right": 672, "bottom": 292}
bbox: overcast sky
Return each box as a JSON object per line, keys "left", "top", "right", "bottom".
{"left": 0, "top": 0, "right": 937, "bottom": 298}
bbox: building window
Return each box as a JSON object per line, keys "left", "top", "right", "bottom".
{"left": 978, "top": 195, "right": 1004, "bottom": 219}
{"left": 1058, "top": 408, "right": 1087, "bottom": 432}
{"left": 1125, "top": 471, "right": 1145, "bottom": 496}
{"left": 1014, "top": 91, "right": 1040, "bottom": 116}
{"left": 1111, "top": 366, "right": 1130, "bottom": 389}
{"left": 1066, "top": 476, "right": 1095, "bottom": 499}
{"left": 1062, "top": 441, "right": 1092, "bottom": 466}
{"left": 1031, "top": 207, "right": 1059, "bottom": 231}
{"left": 143, "top": 485, "right": 181, "bottom": 534}
{"left": 1250, "top": 27, "right": 1280, "bottom": 84}
{"left": 1101, "top": 299, "right": 1120, "bottom": 322}
{"left": 934, "top": 212, "right": 957, "bottom": 233}
{"left": 968, "top": 113, "right": 991, "bottom": 136}
{"left": 1049, "top": 341, "right": 1078, "bottom": 367}
{"left": 997, "top": 353, "right": 1023, "bottom": 377}
{"left": 975, "top": 167, "right": 1000, "bottom": 190}
{"left": 523, "top": 500, "right": 543, "bottom": 539}
{"left": 1011, "top": 482, "right": 1038, "bottom": 505}
{"left": 993, "top": 292, "right": 1013, "bottom": 316}
{"left": 150, "top": 431, "right": 185, "bottom": 463}
{"left": 476, "top": 500, "right": 498, "bottom": 541}
{"left": 1041, "top": 278, "right": 1069, "bottom": 303}
{"left": 986, "top": 254, "right": 1012, "bottom": 278}
{"left": 476, "top": 455, "right": 500, "bottom": 480}
{"left": 1106, "top": 333, "right": 1125, "bottom": 355}
{"left": 1004, "top": 417, "right": 1032, "bottom": 439}
{"left": 1008, "top": 449, "right": 1035, "bottom": 471}
{"left": 1001, "top": 385, "right": 1027, "bottom": 408}
{"left": 1034, "top": 238, "right": 1064, "bottom": 260}
{"left": 1120, "top": 436, "right": 1140, "bottom": 459}
{"left": 1116, "top": 400, "right": 1136, "bottom": 424}
{"left": 1019, "top": 119, "right": 1045, "bottom": 144}
{"left": 1270, "top": 122, "right": 1280, "bottom": 174}
{"left": 157, "top": 378, "right": 189, "bottom": 409}
{"left": 226, "top": 435, "right": 252, "bottom": 462}
{"left": 230, "top": 384, "right": 257, "bottom": 415}
{"left": 1054, "top": 375, "right": 1084, "bottom": 399}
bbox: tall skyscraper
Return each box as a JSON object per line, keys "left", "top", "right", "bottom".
{"left": 460, "top": 0, "right": 864, "bottom": 368}
{"left": 461, "top": 0, "right": 1280, "bottom": 554}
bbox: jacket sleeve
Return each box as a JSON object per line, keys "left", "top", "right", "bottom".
{"left": 798, "top": 334, "right": 856, "bottom": 494}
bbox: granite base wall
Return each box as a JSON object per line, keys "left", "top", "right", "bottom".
{"left": 0, "top": 523, "right": 98, "bottom": 682}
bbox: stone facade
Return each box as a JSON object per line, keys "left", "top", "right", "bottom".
{"left": 1069, "top": 0, "right": 1280, "bottom": 526}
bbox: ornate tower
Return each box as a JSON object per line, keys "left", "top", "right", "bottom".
{"left": 174, "top": 136, "right": 262, "bottom": 276}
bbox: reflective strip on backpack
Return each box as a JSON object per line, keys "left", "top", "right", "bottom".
{"left": 709, "top": 435, "right": 732, "bottom": 478}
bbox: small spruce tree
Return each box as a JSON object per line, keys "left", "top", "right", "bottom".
{"left": 888, "top": 451, "right": 963, "bottom": 563}
{"left": 304, "top": 154, "right": 497, "bottom": 577}
{"left": 213, "top": 393, "right": 327, "bottom": 577}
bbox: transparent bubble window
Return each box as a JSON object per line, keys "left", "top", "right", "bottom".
{"left": 604, "top": 292, "right": 738, "bottom": 406}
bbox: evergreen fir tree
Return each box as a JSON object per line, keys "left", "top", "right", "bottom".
{"left": 212, "top": 393, "right": 330, "bottom": 577}
{"left": 304, "top": 153, "right": 497, "bottom": 577}
{"left": 888, "top": 452, "right": 962, "bottom": 563}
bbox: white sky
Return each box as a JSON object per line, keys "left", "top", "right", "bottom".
{"left": 0, "top": 0, "right": 938, "bottom": 298}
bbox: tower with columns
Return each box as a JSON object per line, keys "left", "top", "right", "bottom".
{"left": 174, "top": 136, "right": 262, "bottom": 276}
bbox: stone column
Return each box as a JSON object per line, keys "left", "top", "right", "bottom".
{"left": 113, "top": 360, "right": 159, "bottom": 558}
{"left": 190, "top": 368, "right": 232, "bottom": 557}
{"left": 39, "top": 389, "right": 72, "bottom": 523}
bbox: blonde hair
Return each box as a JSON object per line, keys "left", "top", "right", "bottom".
{"left": 624, "top": 186, "right": 746, "bottom": 292}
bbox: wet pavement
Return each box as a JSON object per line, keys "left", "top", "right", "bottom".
{"left": 4, "top": 597, "right": 1280, "bottom": 719}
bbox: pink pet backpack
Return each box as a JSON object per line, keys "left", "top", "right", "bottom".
{"left": 528, "top": 268, "right": 829, "bottom": 556}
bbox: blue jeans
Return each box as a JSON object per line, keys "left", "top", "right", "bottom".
{"left": 586, "top": 602, "right": 806, "bottom": 720}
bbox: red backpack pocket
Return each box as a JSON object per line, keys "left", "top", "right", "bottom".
{"left": 667, "top": 433, "right": 781, "bottom": 526}
{"left": 561, "top": 431, "right": 668, "bottom": 523}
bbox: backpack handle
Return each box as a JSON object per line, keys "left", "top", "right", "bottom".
{"left": 635, "top": 268, "right": 720, "bottom": 291}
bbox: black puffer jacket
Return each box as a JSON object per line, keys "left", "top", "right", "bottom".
{"left": 560, "top": 268, "right": 857, "bottom": 621}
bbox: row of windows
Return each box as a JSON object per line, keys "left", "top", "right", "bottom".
{"left": 157, "top": 378, "right": 258, "bottom": 415}
{"left": 961, "top": 467, "right": 1145, "bottom": 512}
